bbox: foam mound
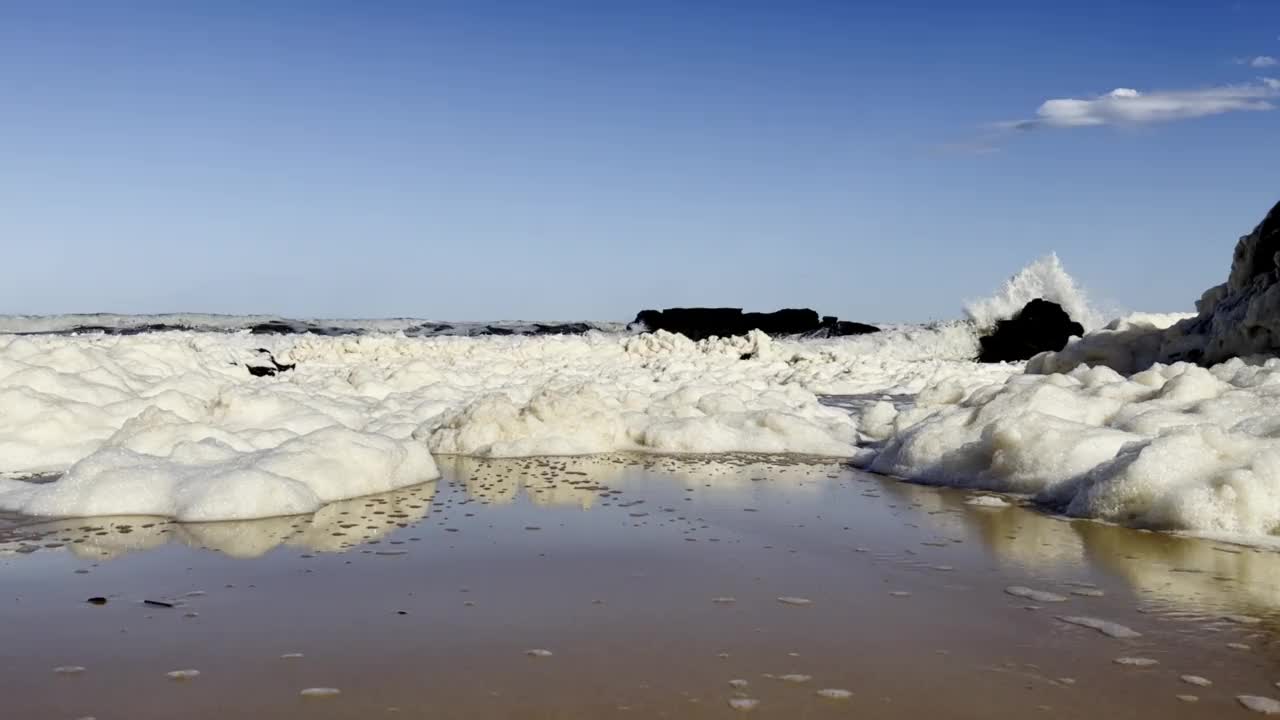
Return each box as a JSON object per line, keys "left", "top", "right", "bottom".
{"left": 859, "top": 357, "right": 1280, "bottom": 537}
{"left": 0, "top": 330, "right": 859, "bottom": 520}
{"left": 0, "top": 424, "right": 436, "bottom": 522}
{"left": 854, "top": 200, "right": 1280, "bottom": 540}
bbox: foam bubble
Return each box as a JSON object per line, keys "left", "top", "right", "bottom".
{"left": 1005, "top": 586, "right": 1068, "bottom": 603}
{"left": 1239, "top": 695, "right": 1280, "bottom": 714}
{"left": 300, "top": 688, "right": 341, "bottom": 698}
{"left": 1056, "top": 616, "right": 1141, "bottom": 639}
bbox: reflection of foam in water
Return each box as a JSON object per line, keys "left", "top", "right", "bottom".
{"left": 14, "top": 482, "right": 437, "bottom": 560}
{"left": 908, "top": 483, "right": 1280, "bottom": 619}
{"left": 13, "top": 452, "right": 1280, "bottom": 634}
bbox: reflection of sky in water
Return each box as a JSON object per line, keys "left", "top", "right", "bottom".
{"left": 6, "top": 454, "right": 1280, "bottom": 625}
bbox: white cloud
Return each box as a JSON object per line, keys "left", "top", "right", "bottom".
{"left": 1251, "top": 56, "right": 1278, "bottom": 67}
{"left": 1008, "top": 79, "right": 1279, "bottom": 130}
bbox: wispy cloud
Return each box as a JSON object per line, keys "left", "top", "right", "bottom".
{"left": 1250, "top": 55, "right": 1278, "bottom": 67}
{"left": 1004, "top": 79, "right": 1280, "bottom": 130}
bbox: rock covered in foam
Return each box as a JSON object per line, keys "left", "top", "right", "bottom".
{"left": 245, "top": 349, "right": 295, "bottom": 377}
{"left": 964, "top": 254, "right": 1101, "bottom": 333}
{"left": 977, "top": 299, "right": 1084, "bottom": 363}
{"left": 1171, "top": 200, "right": 1280, "bottom": 365}
{"left": 1032, "top": 200, "right": 1280, "bottom": 374}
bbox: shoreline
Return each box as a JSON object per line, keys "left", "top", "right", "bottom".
{"left": 5, "top": 455, "right": 1280, "bottom": 718}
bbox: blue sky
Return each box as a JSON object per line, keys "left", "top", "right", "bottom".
{"left": 1, "top": 1, "right": 1277, "bottom": 322}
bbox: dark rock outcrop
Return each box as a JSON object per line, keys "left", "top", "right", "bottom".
{"left": 628, "top": 307, "right": 880, "bottom": 341}
{"left": 246, "top": 349, "right": 295, "bottom": 377}
{"left": 977, "top": 299, "right": 1083, "bottom": 363}
{"left": 1165, "top": 199, "right": 1280, "bottom": 365}
{"left": 827, "top": 320, "right": 881, "bottom": 337}
{"left": 531, "top": 322, "right": 593, "bottom": 336}
{"left": 1029, "top": 200, "right": 1280, "bottom": 375}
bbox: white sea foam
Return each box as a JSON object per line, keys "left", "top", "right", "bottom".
{"left": 0, "top": 330, "right": 857, "bottom": 520}
{"left": 964, "top": 254, "right": 1103, "bottom": 332}
{"left": 8, "top": 239, "right": 1280, "bottom": 542}
{"left": 860, "top": 356, "right": 1280, "bottom": 538}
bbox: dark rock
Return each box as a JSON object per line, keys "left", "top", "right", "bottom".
{"left": 531, "top": 322, "right": 593, "bottom": 336}
{"left": 741, "top": 308, "right": 821, "bottom": 335}
{"left": 64, "top": 323, "right": 189, "bottom": 336}
{"left": 1029, "top": 200, "right": 1280, "bottom": 375}
{"left": 245, "top": 349, "right": 296, "bottom": 377}
{"left": 1170, "top": 199, "right": 1280, "bottom": 365}
{"left": 831, "top": 321, "right": 881, "bottom": 337}
{"left": 87, "top": 597, "right": 107, "bottom": 605}
{"left": 629, "top": 307, "right": 879, "bottom": 341}
{"left": 978, "top": 299, "right": 1083, "bottom": 363}
{"left": 405, "top": 322, "right": 455, "bottom": 336}
{"left": 248, "top": 321, "right": 298, "bottom": 335}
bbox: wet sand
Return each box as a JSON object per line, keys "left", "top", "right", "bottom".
{"left": 3, "top": 455, "right": 1280, "bottom": 719}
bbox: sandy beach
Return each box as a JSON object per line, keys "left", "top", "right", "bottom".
{"left": 5, "top": 456, "right": 1278, "bottom": 719}
{"left": 6, "top": 2, "right": 1280, "bottom": 717}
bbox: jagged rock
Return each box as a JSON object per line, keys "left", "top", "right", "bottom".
{"left": 531, "top": 322, "right": 593, "bottom": 335}
{"left": 978, "top": 299, "right": 1083, "bottom": 363}
{"left": 629, "top": 307, "right": 879, "bottom": 340}
{"left": 1167, "top": 200, "right": 1280, "bottom": 365}
{"left": 248, "top": 321, "right": 299, "bottom": 335}
{"left": 1030, "top": 200, "right": 1280, "bottom": 374}
{"left": 829, "top": 320, "right": 881, "bottom": 337}
{"left": 246, "top": 349, "right": 296, "bottom": 377}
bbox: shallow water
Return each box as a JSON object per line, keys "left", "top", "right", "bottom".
{"left": 3, "top": 455, "right": 1279, "bottom": 718}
